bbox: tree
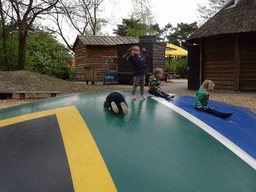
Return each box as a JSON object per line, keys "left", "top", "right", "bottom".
{"left": 25, "top": 30, "right": 74, "bottom": 80}
{"left": 197, "top": 0, "right": 230, "bottom": 26}
{"left": 47, "top": 0, "right": 111, "bottom": 50}
{"left": 113, "top": 0, "right": 157, "bottom": 37}
{"left": 0, "top": 1, "right": 12, "bottom": 70}
{"left": 1, "top": 0, "right": 60, "bottom": 70}
{"left": 154, "top": 23, "right": 172, "bottom": 42}
{"left": 113, "top": 18, "right": 156, "bottom": 37}
{"left": 131, "top": 0, "right": 155, "bottom": 26}
{"left": 167, "top": 22, "right": 198, "bottom": 50}
{"left": 0, "top": 27, "right": 19, "bottom": 71}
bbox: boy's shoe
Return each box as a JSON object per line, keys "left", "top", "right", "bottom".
{"left": 168, "top": 95, "right": 175, "bottom": 99}
{"left": 111, "top": 101, "right": 119, "bottom": 113}
{"left": 140, "top": 95, "right": 146, "bottom": 100}
{"left": 120, "top": 102, "right": 128, "bottom": 115}
{"left": 132, "top": 95, "right": 136, "bottom": 100}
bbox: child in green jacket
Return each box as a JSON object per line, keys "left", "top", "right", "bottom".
{"left": 195, "top": 80, "right": 233, "bottom": 119}
{"left": 148, "top": 68, "right": 175, "bottom": 100}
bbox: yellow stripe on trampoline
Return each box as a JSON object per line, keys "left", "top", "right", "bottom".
{"left": 0, "top": 106, "right": 117, "bottom": 192}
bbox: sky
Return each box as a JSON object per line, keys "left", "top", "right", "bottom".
{"left": 101, "top": 0, "right": 206, "bottom": 35}
{"left": 57, "top": 0, "right": 207, "bottom": 45}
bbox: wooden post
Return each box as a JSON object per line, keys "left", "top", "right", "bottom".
{"left": 92, "top": 69, "right": 95, "bottom": 85}
{"left": 168, "top": 55, "right": 172, "bottom": 81}
{"left": 234, "top": 34, "right": 240, "bottom": 91}
{"left": 20, "top": 93, "right": 25, "bottom": 100}
{"left": 199, "top": 38, "right": 204, "bottom": 85}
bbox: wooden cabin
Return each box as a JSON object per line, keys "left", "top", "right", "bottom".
{"left": 187, "top": 0, "right": 256, "bottom": 91}
{"left": 73, "top": 35, "right": 166, "bottom": 84}
{"left": 73, "top": 35, "right": 139, "bottom": 81}
{"left": 117, "top": 36, "right": 166, "bottom": 85}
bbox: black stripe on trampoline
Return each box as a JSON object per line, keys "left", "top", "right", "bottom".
{"left": 0, "top": 115, "right": 74, "bottom": 192}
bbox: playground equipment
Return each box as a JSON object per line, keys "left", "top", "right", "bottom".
{"left": 0, "top": 93, "right": 255, "bottom": 191}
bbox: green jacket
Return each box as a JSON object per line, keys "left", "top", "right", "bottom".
{"left": 195, "top": 87, "right": 209, "bottom": 107}
{"left": 149, "top": 74, "right": 161, "bottom": 91}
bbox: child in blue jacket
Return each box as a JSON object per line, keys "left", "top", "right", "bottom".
{"left": 126, "top": 46, "right": 149, "bottom": 100}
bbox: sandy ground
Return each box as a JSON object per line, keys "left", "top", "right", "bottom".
{"left": 1, "top": 80, "right": 256, "bottom": 114}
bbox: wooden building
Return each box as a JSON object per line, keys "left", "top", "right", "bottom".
{"left": 187, "top": 0, "right": 256, "bottom": 91}
{"left": 73, "top": 35, "right": 139, "bottom": 81}
{"left": 117, "top": 36, "right": 166, "bottom": 85}
{"left": 73, "top": 35, "right": 166, "bottom": 84}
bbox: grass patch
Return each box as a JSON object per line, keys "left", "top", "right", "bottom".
{"left": 0, "top": 70, "right": 130, "bottom": 95}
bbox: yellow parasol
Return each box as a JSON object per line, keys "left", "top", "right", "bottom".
{"left": 165, "top": 44, "right": 188, "bottom": 57}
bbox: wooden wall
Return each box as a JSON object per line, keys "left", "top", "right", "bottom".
{"left": 240, "top": 32, "right": 256, "bottom": 91}
{"left": 152, "top": 43, "right": 166, "bottom": 70}
{"left": 202, "top": 33, "right": 256, "bottom": 91}
{"left": 74, "top": 42, "right": 118, "bottom": 81}
{"left": 74, "top": 41, "right": 87, "bottom": 80}
{"left": 74, "top": 38, "right": 165, "bottom": 83}
{"left": 203, "top": 35, "right": 235, "bottom": 90}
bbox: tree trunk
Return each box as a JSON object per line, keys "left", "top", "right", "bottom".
{"left": 1, "top": 25, "right": 12, "bottom": 71}
{"left": 0, "top": 1, "right": 12, "bottom": 71}
{"left": 17, "top": 32, "right": 27, "bottom": 70}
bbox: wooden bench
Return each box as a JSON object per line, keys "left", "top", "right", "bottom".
{"left": 14, "top": 91, "right": 60, "bottom": 100}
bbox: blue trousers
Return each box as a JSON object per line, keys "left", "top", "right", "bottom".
{"left": 148, "top": 90, "right": 170, "bottom": 99}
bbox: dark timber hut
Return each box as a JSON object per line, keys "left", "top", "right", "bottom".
{"left": 73, "top": 35, "right": 166, "bottom": 84}
{"left": 73, "top": 35, "right": 139, "bottom": 81}
{"left": 187, "top": 0, "right": 256, "bottom": 91}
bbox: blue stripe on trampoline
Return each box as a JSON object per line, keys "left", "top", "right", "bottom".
{"left": 166, "top": 95, "right": 256, "bottom": 161}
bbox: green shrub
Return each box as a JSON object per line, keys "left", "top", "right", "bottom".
{"left": 165, "top": 57, "right": 188, "bottom": 78}
{"left": 24, "top": 31, "right": 74, "bottom": 80}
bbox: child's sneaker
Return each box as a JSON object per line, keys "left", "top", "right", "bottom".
{"left": 111, "top": 101, "right": 119, "bottom": 113}
{"left": 168, "top": 95, "right": 175, "bottom": 99}
{"left": 120, "top": 102, "right": 128, "bottom": 115}
{"left": 132, "top": 95, "right": 136, "bottom": 100}
{"left": 140, "top": 95, "right": 146, "bottom": 100}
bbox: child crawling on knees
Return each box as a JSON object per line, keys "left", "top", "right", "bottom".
{"left": 148, "top": 68, "right": 175, "bottom": 100}
{"left": 195, "top": 80, "right": 233, "bottom": 119}
{"left": 104, "top": 91, "right": 128, "bottom": 115}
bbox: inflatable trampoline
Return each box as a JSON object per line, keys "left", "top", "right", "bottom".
{"left": 0, "top": 92, "right": 255, "bottom": 192}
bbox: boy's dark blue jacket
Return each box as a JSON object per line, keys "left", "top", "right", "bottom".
{"left": 128, "top": 51, "right": 149, "bottom": 76}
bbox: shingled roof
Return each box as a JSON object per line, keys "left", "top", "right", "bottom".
{"left": 73, "top": 35, "right": 139, "bottom": 48}
{"left": 187, "top": 0, "right": 256, "bottom": 42}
